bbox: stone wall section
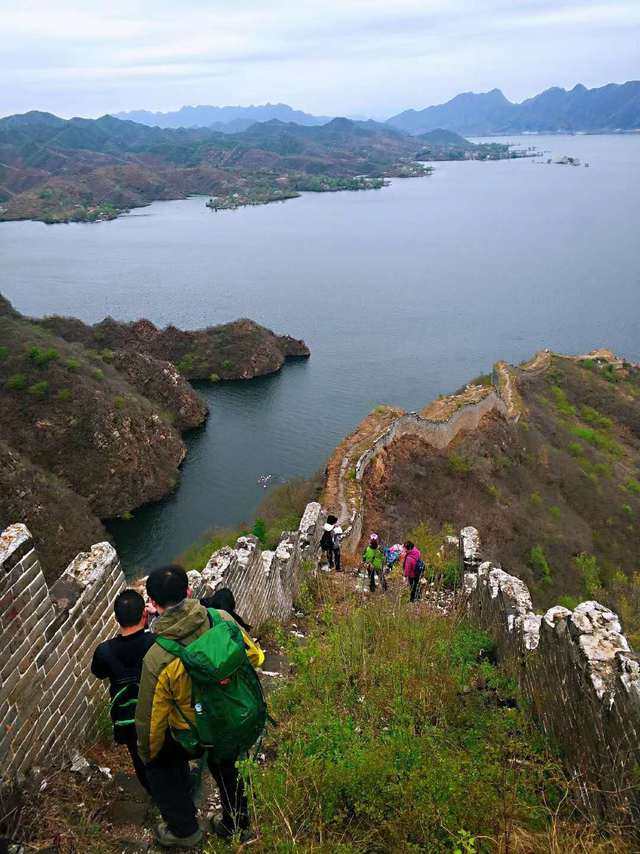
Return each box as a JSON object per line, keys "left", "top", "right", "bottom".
{"left": 339, "top": 387, "right": 509, "bottom": 551}
{"left": 0, "top": 502, "right": 324, "bottom": 783}
{"left": 461, "top": 525, "right": 640, "bottom": 817}
{"left": 0, "top": 525, "right": 125, "bottom": 783}
{"left": 187, "top": 501, "right": 325, "bottom": 627}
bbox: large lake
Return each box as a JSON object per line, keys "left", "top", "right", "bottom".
{"left": 2, "top": 134, "right": 639, "bottom": 574}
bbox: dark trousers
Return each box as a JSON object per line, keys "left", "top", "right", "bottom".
{"left": 409, "top": 570, "right": 422, "bottom": 602}
{"left": 367, "top": 566, "right": 387, "bottom": 592}
{"left": 124, "top": 733, "right": 150, "bottom": 793}
{"left": 145, "top": 739, "right": 199, "bottom": 839}
{"left": 333, "top": 547, "right": 341, "bottom": 572}
{"left": 208, "top": 754, "right": 249, "bottom": 834}
{"left": 145, "top": 738, "right": 249, "bottom": 839}
{"left": 323, "top": 547, "right": 334, "bottom": 568}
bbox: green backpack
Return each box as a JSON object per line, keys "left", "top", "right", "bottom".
{"left": 155, "top": 608, "right": 267, "bottom": 762}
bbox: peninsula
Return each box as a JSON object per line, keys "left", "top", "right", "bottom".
{"left": 0, "top": 294, "right": 309, "bottom": 578}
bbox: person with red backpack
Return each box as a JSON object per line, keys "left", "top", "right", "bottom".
{"left": 403, "top": 541, "right": 424, "bottom": 602}
{"left": 135, "top": 566, "right": 265, "bottom": 848}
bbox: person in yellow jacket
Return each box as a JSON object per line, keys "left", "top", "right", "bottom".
{"left": 135, "top": 566, "right": 263, "bottom": 848}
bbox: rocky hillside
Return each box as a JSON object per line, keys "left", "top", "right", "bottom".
{"left": 0, "top": 112, "right": 423, "bottom": 223}
{"left": 353, "top": 351, "right": 640, "bottom": 613}
{"left": 0, "top": 295, "right": 308, "bottom": 579}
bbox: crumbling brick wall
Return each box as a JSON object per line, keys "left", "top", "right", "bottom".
{"left": 0, "top": 525, "right": 125, "bottom": 782}
{"left": 461, "top": 526, "right": 640, "bottom": 818}
{"left": 0, "top": 501, "right": 324, "bottom": 783}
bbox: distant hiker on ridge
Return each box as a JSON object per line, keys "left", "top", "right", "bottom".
{"left": 91, "top": 589, "right": 155, "bottom": 793}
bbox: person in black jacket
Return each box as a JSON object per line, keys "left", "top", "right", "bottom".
{"left": 91, "top": 589, "right": 155, "bottom": 792}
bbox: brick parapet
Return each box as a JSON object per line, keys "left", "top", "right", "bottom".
{"left": 0, "top": 528, "right": 125, "bottom": 783}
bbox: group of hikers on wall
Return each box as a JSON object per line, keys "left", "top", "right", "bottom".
{"left": 91, "top": 515, "right": 425, "bottom": 848}
{"left": 319, "top": 514, "right": 425, "bottom": 601}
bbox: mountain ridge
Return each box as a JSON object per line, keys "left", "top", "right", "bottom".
{"left": 387, "top": 80, "right": 640, "bottom": 134}
{"left": 114, "top": 101, "right": 332, "bottom": 130}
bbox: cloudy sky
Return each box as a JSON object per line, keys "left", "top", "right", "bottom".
{"left": 3, "top": 0, "right": 639, "bottom": 119}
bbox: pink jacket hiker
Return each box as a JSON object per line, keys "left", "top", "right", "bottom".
{"left": 403, "top": 547, "right": 422, "bottom": 579}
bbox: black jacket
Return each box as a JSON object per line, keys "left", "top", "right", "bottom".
{"left": 91, "top": 629, "right": 155, "bottom": 743}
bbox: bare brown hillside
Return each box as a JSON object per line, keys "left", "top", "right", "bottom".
{"left": 359, "top": 353, "right": 640, "bottom": 616}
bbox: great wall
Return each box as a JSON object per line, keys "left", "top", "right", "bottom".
{"left": 0, "top": 502, "right": 325, "bottom": 782}
{"left": 2, "top": 348, "right": 640, "bottom": 821}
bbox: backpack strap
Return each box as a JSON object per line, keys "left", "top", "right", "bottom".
{"left": 155, "top": 635, "right": 187, "bottom": 659}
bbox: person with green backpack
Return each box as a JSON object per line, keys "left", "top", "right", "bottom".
{"left": 135, "top": 566, "right": 266, "bottom": 848}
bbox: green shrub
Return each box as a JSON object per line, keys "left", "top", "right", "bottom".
{"left": 114, "top": 396, "right": 125, "bottom": 410}
{"left": 28, "top": 380, "right": 49, "bottom": 397}
{"left": 623, "top": 504, "right": 633, "bottom": 515}
{"left": 252, "top": 517, "right": 267, "bottom": 545}
{"left": 209, "top": 373, "right": 221, "bottom": 383}
{"left": 570, "top": 425, "right": 622, "bottom": 457}
{"left": 549, "top": 505, "right": 561, "bottom": 520}
{"left": 568, "top": 442, "right": 584, "bottom": 457}
{"left": 28, "top": 346, "right": 59, "bottom": 367}
{"left": 550, "top": 385, "right": 575, "bottom": 416}
{"left": 65, "top": 358, "right": 80, "bottom": 371}
{"left": 448, "top": 453, "right": 471, "bottom": 475}
{"left": 222, "top": 359, "right": 234, "bottom": 371}
{"left": 6, "top": 373, "right": 27, "bottom": 390}
{"left": 626, "top": 479, "right": 640, "bottom": 495}
{"left": 99, "top": 348, "right": 114, "bottom": 362}
{"left": 557, "top": 594, "right": 580, "bottom": 610}
{"left": 580, "top": 405, "right": 612, "bottom": 429}
{"left": 530, "top": 491, "right": 542, "bottom": 507}
{"left": 92, "top": 368, "right": 104, "bottom": 381}
{"left": 56, "top": 388, "right": 72, "bottom": 401}
{"left": 0, "top": 346, "right": 8, "bottom": 361}
{"left": 176, "top": 353, "right": 195, "bottom": 375}
{"left": 574, "top": 553, "right": 601, "bottom": 597}
{"left": 529, "top": 545, "right": 552, "bottom": 583}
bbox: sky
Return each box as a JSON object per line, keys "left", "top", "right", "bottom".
{"left": 2, "top": 0, "right": 639, "bottom": 120}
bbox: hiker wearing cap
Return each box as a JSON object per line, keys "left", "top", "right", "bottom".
{"left": 136, "top": 565, "right": 265, "bottom": 848}
{"left": 91, "top": 589, "right": 155, "bottom": 793}
{"left": 362, "top": 534, "right": 386, "bottom": 592}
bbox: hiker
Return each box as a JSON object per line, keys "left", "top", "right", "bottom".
{"left": 331, "top": 518, "right": 343, "bottom": 572}
{"left": 200, "top": 586, "right": 252, "bottom": 632}
{"left": 403, "top": 541, "right": 424, "bottom": 602}
{"left": 136, "top": 565, "right": 265, "bottom": 848}
{"left": 319, "top": 514, "right": 342, "bottom": 571}
{"left": 319, "top": 515, "right": 337, "bottom": 569}
{"left": 362, "top": 534, "right": 386, "bottom": 592}
{"left": 91, "top": 589, "right": 155, "bottom": 793}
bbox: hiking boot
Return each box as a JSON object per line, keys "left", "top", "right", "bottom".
{"left": 155, "top": 821, "right": 203, "bottom": 848}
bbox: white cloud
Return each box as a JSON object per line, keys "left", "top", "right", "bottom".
{"left": 1, "top": 0, "right": 638, "bottom": 117}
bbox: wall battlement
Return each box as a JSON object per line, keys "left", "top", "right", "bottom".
{"left": 462, "top": 525, "right": 640, "bottom": 817}
{"left": 0, "top": 502, "right": 324, "bottom": 784}
{"left": 332, "top": 362, "right": 522, "bottom": 551}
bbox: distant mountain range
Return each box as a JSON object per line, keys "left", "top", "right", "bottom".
{"left": 387, "top": 81, "right": 640, "bottom": 135}
{"left": 115, "top": 102, "right": 332, "bottom": 131}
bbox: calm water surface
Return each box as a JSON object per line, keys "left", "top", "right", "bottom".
{"left": 2, "top": 134, "right": 639, "bottom": 573}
